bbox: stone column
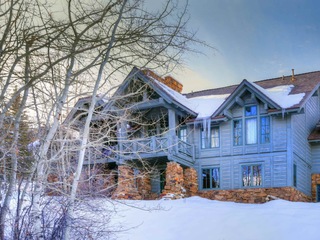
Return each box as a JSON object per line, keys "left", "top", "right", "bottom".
{"left": 112, "top": 165, "right": 141, "bottom": 200}
{"left": 184, "top": 167, "right": 198, "bottom": 196}
{"left": 137, "top": 172, "right": 152, "bottom": 199}
{"left": 162, "top": 162, "right": 184, "bottom": 198}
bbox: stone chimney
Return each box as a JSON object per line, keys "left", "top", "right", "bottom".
{"left": 142, "top": 69, "right": 183, "bottom": 93}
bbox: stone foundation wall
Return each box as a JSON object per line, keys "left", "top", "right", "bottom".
{"left": 311, "top": 173, "right": 320, "bottom": 202}
{"left": 199, "top": 187, "right": 311, "bottom": 203}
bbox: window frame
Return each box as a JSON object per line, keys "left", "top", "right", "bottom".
{"left": 233, "top": 119, "right": 243, "bottom": 146}
{"left": 245, "top": 105, "right": 258, "bottom": 145}
{"left": 202, "top": 167, "right": 220, "bottom": 189}
{"left": 201, "top": 126, "right": 220, "bottom": 149}
{"left": 241, "top": 164, "right": 263, "bottom": 188}
{"left": 179, "top": 126, "right": 187, "bottom": 142}
{"left": 260, "top": 116, "right": 270, "bottom": 144}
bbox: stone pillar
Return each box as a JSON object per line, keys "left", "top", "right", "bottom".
{"left": 184, "top": 167, "right": 198, "bottom": 196}
{"left": 311, "top": 173, "right": 320, "bottom": 202}
{"left": 112, "top": 165, "right": 141, "bottom": 200}
{"left": 137, "top": 172, "right": 152, "bottom": 199}
{"left": 162, "top": 162, "right": 184, "bottom": 198}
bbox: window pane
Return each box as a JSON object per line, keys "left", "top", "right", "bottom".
{"left": 245, "top": 106, "right": 257, "bottom": 116}
{"left": 260, "top": 117, "right": 270, "bottom": 144}
{"left": 211, "top": 127, "right": 220, "bottom": 148}
{"left": 242, "top": 166, "right": 251, "bottom": 187}
{"left": 202, "top": 169, "right": 210, "bottom": 189}
{"left": 211, "top": 168, "right": 220, "bottom": 188}
{"left": 246, "top": 118, "right": 257, "bottom": 144}
{"left": 201, "top": 128, "right": 207, "bottom": 149}
{"left": 179, "top": 127, "right": 187, "bottom": 142}
{"left": 234, "top": 120, "right": 242, "bottom": 145}
{"left": 252, "top": 165, "right": 262, "bottom": 186}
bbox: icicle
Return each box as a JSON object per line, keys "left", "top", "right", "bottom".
{"left": 207, "top": 118, "right": 211, "bottom": 138}
{"left": 281, "top": 108, "right": 285, "bottom": 119}
{"left": 202, "top": 118, "right": 207, "bottom": 138}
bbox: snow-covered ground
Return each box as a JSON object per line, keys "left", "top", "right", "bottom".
{"left": 108, "top": 196, "right": 320, "bottom": 240}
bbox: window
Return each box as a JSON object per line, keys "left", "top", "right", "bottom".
{"left": 260, "top": 116, "right": 270, "bottom": 144}
{"left": 233, "top": 120, "right": 242, "bottom": 145}
{"left": 234, "top": 105, "right": 271, "bottom": 145}
{"left": 202, "top": 168, "right": 220, "bottom": 189}
{"left": 242, "top": 164, "right": 262, "bottom": 187}
{"left": 179, "top": 126, "right": 187, "bottom": 142}
{"left": 245, "top": 105, "right": 257, "bottom": 116}
{"left": 245, "top": 105, "right": 257, "bottom": 144}
{"left": 293, "top": 164, "right": 297, "bottom": 187}
{"left": 201, "top": 126, "right": 219, "bottom": 148}
{"left": 211, "top": 127, "right": 219, "bottom": 148}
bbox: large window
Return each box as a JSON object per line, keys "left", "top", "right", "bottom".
{"left": 241, "top": 164, "right": 262, "bottom": 187}
{"left": 245, "top": 105, "right": 257, "bottom": 144}
{"left": 233, "top": 120, "right": 242, "bottom": 146}
{"left": 202, "top": 168, "right": 220, "bottom": 189}
{"left": 201, "top": 126, "right": 220, "bottom": 149}
{"left": 233, "top": 105, "right": 271, "bottom": 145}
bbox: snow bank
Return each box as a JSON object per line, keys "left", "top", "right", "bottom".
{"left": 108, "top": 196, "right": 320, "bottom": 240}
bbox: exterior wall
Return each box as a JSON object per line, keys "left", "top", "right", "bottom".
{"left": 194, "top": 103, "right": 291, "bottom": 192}
{"left": 291, "top": 95, "right": 320, "bottom": 196}
{"left": 199, "top": 187, "right": 311, "bottom": 203}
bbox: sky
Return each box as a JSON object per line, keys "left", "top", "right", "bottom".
{"left": 168, "top": 0, "right": 320, "bottom": 93}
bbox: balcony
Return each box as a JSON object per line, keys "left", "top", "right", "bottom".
{"left": 85, "top": 136, "right": 195, "bottom": 167}
{"left": 119, "top": 136, "right": 195, "bottom": 166}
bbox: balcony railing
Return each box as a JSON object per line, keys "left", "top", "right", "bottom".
{"left": 84, "top": 136, "right": 195, "bottom": 165}
{"left": 118, "top": 136, "right": 195, "bottom": 164}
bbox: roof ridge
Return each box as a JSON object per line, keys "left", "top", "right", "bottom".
{"left": 254, "top": 70, "right": 320, "bottom": 83}
{"left": 184, "top": 70, "right": 320, "bottom": 95}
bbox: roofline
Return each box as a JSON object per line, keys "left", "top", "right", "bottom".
{"left": 184, "top": 70, "right": 320, "bottom": 97}
{"left": 212, "top": 79, "right": 281, "bottom": 118}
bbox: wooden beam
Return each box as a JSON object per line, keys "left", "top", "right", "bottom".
{"left": 223, "top": 109, "right": 233, "bottom": 119}
{"left": 235, "top": 96, "right": 244, "bottom": 107}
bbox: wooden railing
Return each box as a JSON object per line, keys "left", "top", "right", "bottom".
{"left": 119, "top": 136, "right": 195, "bottom": 164}
{"left": 84, "top": 136, "right": 195, "bottom": 165}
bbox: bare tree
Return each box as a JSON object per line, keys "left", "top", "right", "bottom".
{"left": 0, "top": 0, "right": 204, "bottom": 238}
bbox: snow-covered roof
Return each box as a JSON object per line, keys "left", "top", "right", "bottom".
{"left": 251, "top": 83, "right": 305, "bottom": 109}
{"left": 154, "top": 80, "right": 229, "bottom": 119}
{"left": 154, "top": 77, "right": 306, "bottom": 120}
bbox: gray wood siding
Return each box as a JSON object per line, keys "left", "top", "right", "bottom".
{"left": 311, "top": 143, "right": 320, "bottom": 173}
{"left": 272, "top": 116, "right": 287, "bottom": 151}
{"left": 294, "top": 153, "right": 311, "bottom": 195}
{"left": 198, "top": 153, "right": 287, "bottom": 190}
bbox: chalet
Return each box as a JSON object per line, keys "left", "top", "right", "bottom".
{"left": 66, "top": 68, "right": 320, "bottom": 203}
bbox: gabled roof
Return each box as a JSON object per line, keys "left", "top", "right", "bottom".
{"left": 66, "top": 69, "right": 320, "bottom": 124}
{"left": 185, "top": 70, "right": 320, "bottom": 120}
{"left": 106, "top": 67, "right": 198, "bottom": 116}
